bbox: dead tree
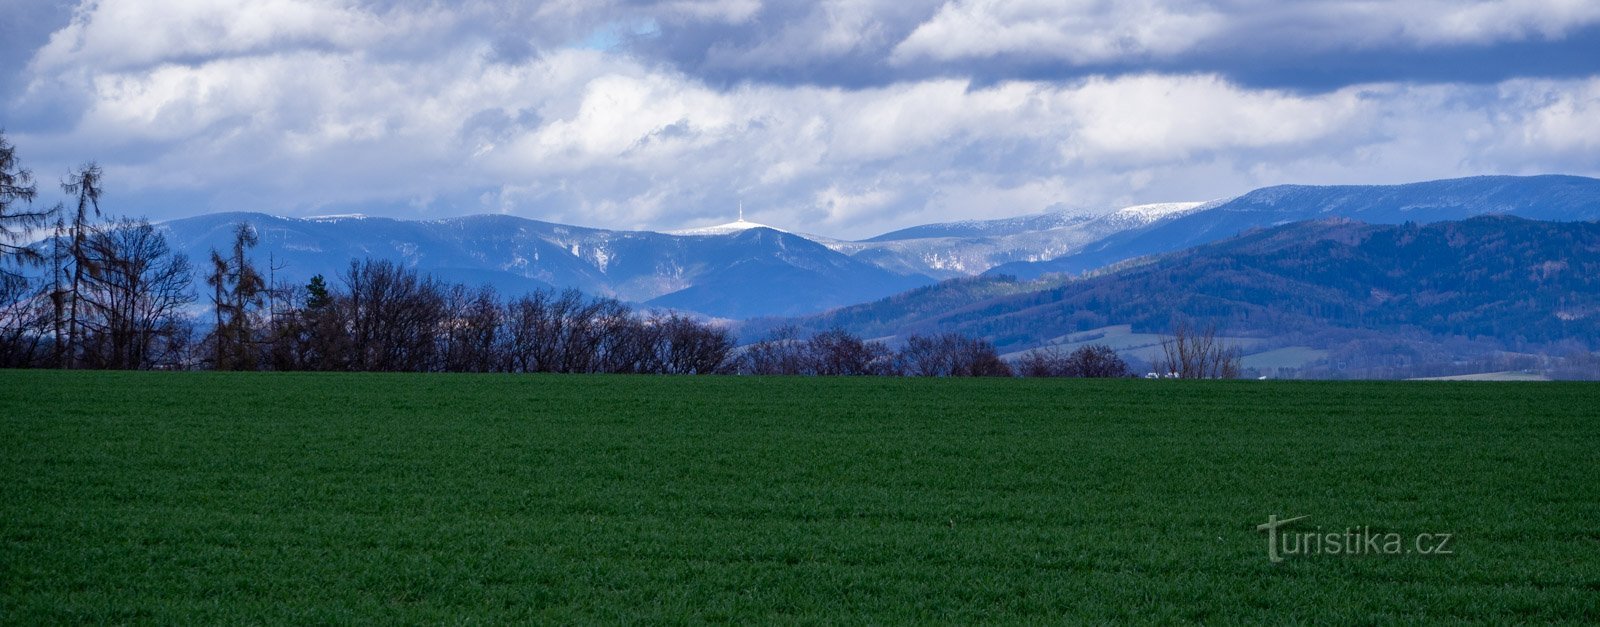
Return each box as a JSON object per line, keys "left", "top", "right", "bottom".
{"left": 60, "top": 163, "right": 104, "bottom": 367}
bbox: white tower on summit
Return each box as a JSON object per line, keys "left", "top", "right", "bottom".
{"left": 668, "top": 199, "right": 787, "bottom": 235}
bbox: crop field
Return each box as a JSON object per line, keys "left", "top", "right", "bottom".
{"left": 1240, "top": 346, "right": 1331, "bottom": 371}
{"left": 2, "top": 371, "right": 1597, "bottom": 622}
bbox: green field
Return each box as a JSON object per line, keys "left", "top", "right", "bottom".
{"left": 3, "top": 372, "right": 1597, "bottom": 622}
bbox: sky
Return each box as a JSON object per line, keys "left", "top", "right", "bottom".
{"left": 1, "top": 0, "right": 1598, "bottom": 239}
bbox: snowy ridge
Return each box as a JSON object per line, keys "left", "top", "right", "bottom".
{"left": 150, "top": 175, "right": 1599, "bottom": 319}
{"left": 668, "top": 219, "right": 786, "bottom": 236}
{"left": 823, "top": 200, "right": 1219, "bottom": 279}
{"left": 1111, "top": 201, "right": 1215, "bottom": 224}
{"left": 305, "top": 213, "right": 370, "bottom": 222}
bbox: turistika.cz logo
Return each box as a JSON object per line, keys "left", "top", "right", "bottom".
{"left": 1256, "top": 514, "right": 1454, "bottom": 563}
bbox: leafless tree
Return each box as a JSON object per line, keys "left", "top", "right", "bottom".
{"left": 77, "top": 219, "right": 194, "bottom": 369}
{"left": 579, "top": 295, "right": 633, "bottom": 372}
{"left": 59, "top": 163, "right": 104, "bottom": 367}
{"left": 206, "top": 222, "right": 265, "bottom": 370}
{"left": 899, "top": 333, "right": 1013, "bottom": 377}
{"left": 0, "top": 272, "right": 49, "bottom": 366}
{"left": 342, "top": 259, "right": 445, "bottom": 372}
{"left": 1157, "top": 319, "right": 1242, "bottom": 379}
{"left": 1016, "top": 345, "right": 1069, "bottom": 377}
{"left": 599, "top": 312, "right": 665, "bottom": 374}
{"left": 502, "top": 290, "right": 552, "bottom": 373}
{"left": 742, "top": 325, "right": 808, "bottom": 375}
{"left": 47, "top": 215, "right": 67, "bottom": 366}
{"left": 804, "top": 328, "right": 891, "bottom": 375}
{"left": 659, "top": 314, "right": 735, "bottom": 374}
{"left": 1065, "top": 344, "right": 1131, "bottom": 378}
{"left": 440, "top": 283, "right": 501, "bottom": 373}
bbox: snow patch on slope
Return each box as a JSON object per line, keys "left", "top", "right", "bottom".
{"left": 668, "top": 219, "right": 786, "bottom": 236}
{"left": 1112, "top": 201, "right": 1213, "bottom": 224}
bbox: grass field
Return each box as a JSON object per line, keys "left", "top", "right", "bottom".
{"left": 3, "top": 371, "right": 1597, "bottom": 622}
{"left": 1241, "top": 346, "right": 1331, "bottom": 371}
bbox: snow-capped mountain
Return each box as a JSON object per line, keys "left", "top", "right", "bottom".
{"left": 152, "top": 175, "right": 1600, "bottom": 320}
{"left": 158, "top": 212, "right": 930, "bottom": 320}
{"left": 812, "top": 200, "right": 1219, "bottom": 279}
{"left": 668, "top": 218, "right": 784, "bottom": 236}
{"left": 986, "top": 175, "right": 1600, "bottom": 279}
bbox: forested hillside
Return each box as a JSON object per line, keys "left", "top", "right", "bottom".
{"left": 761, "top": 216, "right": 1600, "bottom": 376}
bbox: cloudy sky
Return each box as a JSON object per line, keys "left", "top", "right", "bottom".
{"left": 2, "top": 0, "right": 1598, "bottom": 238}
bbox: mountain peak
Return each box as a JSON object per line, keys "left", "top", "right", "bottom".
{"left": 669, "top": 219, "right": 786, "bottom": 236}
{"left": 1110, "top": 201, "right": 1214, "bottom": 224}
{"left": 304, "top": 213, "right": 371, "bottom": 222}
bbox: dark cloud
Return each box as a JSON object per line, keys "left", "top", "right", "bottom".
{"left": 949, "top": 25, "right": 1600, "bottom": 92}
{"left": 0, "top": 0, "right": 76, "bottom": 102}
{"left": 626, "top": 0, "right": 940, "bottom": 88}
{"left": 619, "top": 1, "right": 1600, "bottom": 92}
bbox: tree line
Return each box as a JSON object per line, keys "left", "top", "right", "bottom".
{"left": 2, "top": 136, "right": 197, "bottom": 370}
{"left": 1, "top": 133, "right": 1201, "bottom": 378}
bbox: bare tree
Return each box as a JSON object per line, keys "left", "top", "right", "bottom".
{"left": 1016, "top": 345, "right": 1069, "bottom": 377}
{"left": 899, "top": 334, "right": 955, "bottom": 377}
{"left": 660, "top": 314, "right": 734, "bottom": 374}
{"left": 77, "top": 219, "right": 194, "bottom": 369}
{"left": 742, "top": 325, "right": 807, "bottom": 375}
{"left": 1157, "top": 319, "right": 1242, "bottom": 379}
{"left": 599, "top": 313, "right": 664, "bottom": 374}
{"left": 951, "top": 336, "right": 1012, "bottom": 377}
{"left": 264, "top": 277, "right": 306, "bottom": 371}
{"left": 342, "top": 259, "right": 445, "bottom": 372}
{"left": 206, "top": 222, "right": 265, "bottom": 370}
{"left": 502, "top": 290, "right": 551, "bottom": 373}
{"left": 59, "top": 163, "right": 104, "bottom": 367}
{"left": 804, "top": 328, "right": 891, "bottom": 376}
{"left": 899, "top": 333, "right": 1013, "bottom": 377}
{"left": 1065, "top": 344, "right": 1131, "bottom": 378}
{"left": 440, "top": 283, "right": 501, "bottom": 373}
{"left": 0, "top": 272, "right": 49, "bottom": 367}
{"left": 586, "top": 299, "right": 643, "bottom": 373}
{"left": 47, "top": 214, "right": 67, "bottom": 366}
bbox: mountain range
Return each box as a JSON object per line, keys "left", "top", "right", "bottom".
{"left": 153, "top": 175, "right": 1600, "bottom": 320}
{"left": 985, "top": 175, "right": 1600, "bottom": 279}
{"left": 159, "top": 213, "right": 927, "bottom": 319}
{"left": 750, "top": 215, "right": 1600, "bottom": 377}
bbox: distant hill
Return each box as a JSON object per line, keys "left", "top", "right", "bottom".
{"left": 147, "top": 175, "right": 1600, "bottom": 322}
{"left": 986, "top": 175, "right": 1600, "bottom": 279}
{"left": 821, "top": 201, "right": 1216, "bottom": 279}
{"left": 158, "top": 213, "right": 931, "bottom": 320}
{"left": 638, "top": 228, "right": 927, "bottom": 319}
{"left": 757, "top": 216, "right": 1600, "bottom": 372}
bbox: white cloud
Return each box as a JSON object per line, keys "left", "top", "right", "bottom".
{"left": 7, "top": 0, "right": 1599, "bottom": 240}
{"left": 1516, "top": 78, "right": 1600, "bottom": 150}
{"left": 1053, "top": 74, "right": 1371, "bottom": 164}
{"left": 658, "top": 0, "right": 763, "bottom": 24}
{"left": 893, "top": 0, "right": 1223, "bottom": 64}
{"left": 890, "top": 0, "right": 1600, "bottom": 64}
{"left": 1387, "top": 0, "right": 1600, "bottom": 46}
{"left": 30, "top": 0, "right": 399, "bottom": 73}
